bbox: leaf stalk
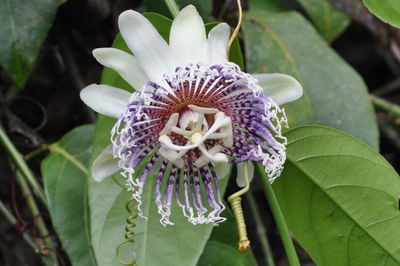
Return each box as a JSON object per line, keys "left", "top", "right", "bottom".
{"left": 0, "top": 123, "right": 47, "bottom": 207}
{"left": 246, "top": 191, "right": 276, "bottom": 266}
{"left": 164, "top": 0, "right": 180, "bottom": 18}
{"left": 255, "top": 163, "right": 300, "bottom": 266}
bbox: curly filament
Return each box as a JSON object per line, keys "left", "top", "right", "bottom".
{"left": 116, "top": 197, "right": 138, "bottom": 266}
{"left": 228, "top": 161, "right": 250, "bottom": 253}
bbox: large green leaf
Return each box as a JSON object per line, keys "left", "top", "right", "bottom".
{"left": 197, "top": 207, "right": 257, "bottom": 266}
{"left": 144, "top": 0, "right": 212, "bottom": 20}
{"left": 273, "top": 125, "right": 400, "bottom": 265}
{"left": 242, "top": 10, "right": 379, "bottom": 149}
{"left": 42, "top": 125, "right": 97, "bottom": 266}
{"left": 0, "top": 0, "right": 64, "bottom": 87}
{"left": 298, "top": 0, "right": 350, "bottom": 43}
{"left": 88, "top": 13, "right": 241, "bottom": 266}
{"left": 363, "top": 0, "right": 400, "bottom": 29}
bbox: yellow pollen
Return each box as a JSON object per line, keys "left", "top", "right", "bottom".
{"left": 191, "top": 132, "right": 203, "bottom": 144}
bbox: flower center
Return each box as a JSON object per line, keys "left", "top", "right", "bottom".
{"left": 158, "top": 104, "right": 233, "bottom": 168}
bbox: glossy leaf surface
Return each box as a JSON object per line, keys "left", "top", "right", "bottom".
{"left": 273, "top": 126, "right": 400, "bottom": 265}
{"left": 363, "top": 0, "right": 400, "bottom": 28}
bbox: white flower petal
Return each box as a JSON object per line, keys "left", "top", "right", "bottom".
{"left": 169, "top": 5, "right": 206, "bottom": 65}
{"left": 204, "top": 23, "right": 230, "bottom": 65}
{"left": 253, "top": 73, "right": 303, "bottom": 105}
{"left": 92, "top": 145, "right": 120, "bottom": 182}
{"left": 118, "top": 10, "right": 176, "bottom": 86}
{"left": 80, "top": 84, "right": 130, "bottom": 118}
{"left": 214, "top": 162, "right": 231, "bottom": 179}
{"left": 236, "top": 161, "right": 255, "bottom": 187}
{"left": 92, "top": 48, "right": 149, "bottom": 90}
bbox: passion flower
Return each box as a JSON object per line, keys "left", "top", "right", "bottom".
{"left": 80, "top": 5, "right": 302, "bottom": 226}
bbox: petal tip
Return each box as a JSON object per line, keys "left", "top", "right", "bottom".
{"left": 80, "top": 84, "right": 97, "bottom": 102}
{"left": 181, "top": 4, "right": 197, "bottom": 12}
{"left": 118, "top": 9, "right": 142, "bottom": 29}
{"left": 178, "top": 4, "right": 201, "bottom": 20}
{"left": 91, "top": 145, "right": 120, "bottom": 182}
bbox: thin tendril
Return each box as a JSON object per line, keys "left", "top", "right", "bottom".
{"left": 116, "top": 197, "right": 138, "bottom": 266}
{"left": 228, "top": 161, "right": 250, "bottom": 253}
{"left": 227, "top": 0, "right": 243, "bottom": 57}
{"left": 113, "top": 175, "right": 129, "bottom": 190}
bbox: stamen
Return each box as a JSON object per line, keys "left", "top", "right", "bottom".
{"left": 158, "top": 105, "right": 234, "bottom": 168}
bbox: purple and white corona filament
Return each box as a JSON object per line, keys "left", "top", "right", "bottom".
{"left": 80, "top": 5, "right": 303, "bottom": 226}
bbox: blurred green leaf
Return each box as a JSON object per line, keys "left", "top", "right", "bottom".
{"left": 242, "top": 10, "right": 379, "bottom": 149}
{"left": 298, "top": 0, "right": 350, "bottom": 42}
{"left": 197, "top": 207, "right": 257, "bottom": 266}
{"left": 41, "top": 124, "right": 97, "bottom": 266}
{"left": 0, "top": 0, "right": 63, "bottom": 87}
{"left": 248, "top": 0, "right": 288, "bottom": 12}
{"left": 144, "top": 0, "right": 212, "bottom": 20}
{"left": 363, "top": 0, "right": 400, "bottom": 28}
{"left": 88, "top": 13, "right": 240, "bottom": 266}
{"left": 274, "top": 125, "right": 400, "bottom": 265}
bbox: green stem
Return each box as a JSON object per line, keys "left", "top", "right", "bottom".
{"left": 370, "top": 94, "right": 400, "bottom": 118}
{"left": 246, "top": 191, "right": 276, "bottom": 266}
{"left": 164, "top": 0, "right": 180, "bottom": 18}
{"left": 0, "top": 200, "right": 37, "bottom": 251}
{"left": 0, "top": 123, "right": 48, "bottom": 207}
{"left": 255, "top": 163, "right": 300, "bottom": 266}
{"left": 16, "top": 172, "right": 59, "bottom": 266}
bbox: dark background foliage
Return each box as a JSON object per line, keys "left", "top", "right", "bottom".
{"left": 0, "top": 0, "right": 399, "bottom": 265}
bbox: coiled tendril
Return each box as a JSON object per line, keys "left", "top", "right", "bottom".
{"left": 116, "top": 197, "right": 138, "bottom": 266}
{"left": 228, "top": 161, "right": 250, "bottom": 253}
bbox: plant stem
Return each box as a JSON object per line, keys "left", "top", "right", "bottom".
{"left": 369, "top": 94, "right": 400, "bottom": 118}
{"left": 0, "top": 200, "right": 37, "bottom": 251}
{"left": 0, "top": 123, "right": 48, "bottom": 207}
{"left": 246, "top": 191, "right": 276, "bottom": 266}
{"left": 255, "top": 163, "right": 300, "bottom": 266}
{"left": 374, "top": 78, "right": 400, "bottom": 96}
{"left": 16, "top": 171, "right": 59, "bottom": 266}
{"left": 164, "top": 0, "right": 180, "bottom": 18}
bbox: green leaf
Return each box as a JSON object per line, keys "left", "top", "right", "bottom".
{"left": 363, "top": 0, "right": 400, "bottom": 29}
{"left": 0, "top": 0, "right": 63, "bottom": 87}
{"left": 197, "top": 207, "right": 257, "bottom": 266}
{"left": 273, "top": 125, "right": 400, "bottom": 265}
{"left": 242, "top": 10, "right": 379, "bottom": 149}
{"left": 88, "top": 13, "right": 240, "bottom": 266}
{"left": 144, "top": 0, "right": 212, "bottom": 20}
{"left": 41, "top": 124, "right": 97, "bottom": 266}
{"left": 248, "top": 0, "right": 286, "bottom": 12}
{"left": 298, "top": 0, "right": 350, "bottom": 43}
